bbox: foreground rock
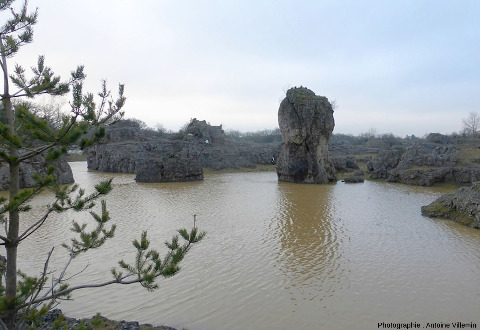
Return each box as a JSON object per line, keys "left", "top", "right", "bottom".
{"left": 0, "top": 154, "right": 74, "bottom": 191}
{"left": 37, "top": 309, "right": 176, "bottom": 330}
{"left": 421, "top": 182, "right": 480, "bottom": 228}
{"left": 276, "top": 87, "right": 336, "bottom": 183}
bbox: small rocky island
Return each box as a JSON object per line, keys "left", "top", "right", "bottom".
{"left": 421, "top": 182, "right": 480, "bottom": 228}
{"left": 276, "top": 87, "right": 336, "bottom": 183}
{"left": 87, "top": 118, "right": 280, "bottom": 183}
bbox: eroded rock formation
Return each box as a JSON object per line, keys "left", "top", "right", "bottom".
{"left": 87, "top": 120, "right": 280, "bottom": 176}
{"left": 185, "top": 118, "right": 225, "bottom": 143}
{"left": 366, "top": 142, "right": 480, "bottom": 186}
{"left": 276, "top": 87, "right": 336, "bottom": 183}
{"left": 135, "top": 157, "right": 203, "bottom": 183}
{"left": 0, "top": 155, "right": 74, "bottom": 191}
{"left": 421, "top": 182, "right": 480, "bottom": 228}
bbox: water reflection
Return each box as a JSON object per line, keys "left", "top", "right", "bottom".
{"left": 269, "top": 182, "right": 348, "bottom": 303}
{"left": 12, "top": 165, "right": 480, "bottom": 329}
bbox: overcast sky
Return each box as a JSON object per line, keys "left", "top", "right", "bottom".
{"left": 7, "top": 0, "right": 480, "bottom": 136}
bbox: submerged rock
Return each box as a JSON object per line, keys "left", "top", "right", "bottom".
{"left": 276, "top": 87, "right": 336, "bottom": 183}
{"left": 421, "top": 182, "right": 480, "bottom": 228}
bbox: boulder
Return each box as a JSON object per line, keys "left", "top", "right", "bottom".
{"left": 276, "top": 87, "right": 336, "bottom": 183}
{"left": 421, "top": 182, "right": 480, "bottom": 228}
{"left": 343, "top": 176, "right": 365, "bottom": 183}
{"left": 135, "top": 157, "right": 203, "bottom": 183}
{"left": 331, "top": 155, "right": 359, "bottom": 172}
{"left": 343, "top": 170, "right": 365, "bottom": 183}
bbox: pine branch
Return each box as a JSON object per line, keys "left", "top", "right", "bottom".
{"left": 16, "top": 113, "right": 79, "bottom": 162}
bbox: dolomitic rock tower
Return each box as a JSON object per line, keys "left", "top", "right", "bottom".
{"left": 277, "top": 87, "right": 336, "bottom": 183}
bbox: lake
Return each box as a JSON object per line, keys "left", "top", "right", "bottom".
{"left": 18, "top": 162, "right": 480, "bottom": 329}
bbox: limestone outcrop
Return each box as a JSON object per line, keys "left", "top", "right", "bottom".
{"left": 343, "top": 170, "right": 365, "bottom": 183}
{"left": 87, "top": 120, "right": 280, "bottom": 174}
{"left": 135, "top": 157, "right": 203, "bottom": 183}
{"left": 366, "top": 142, "right": 480, "bottom": 186}
{"left": 185, "top": 118, "right": 225, "bottom": 143}
{"left": 276, "top": 87, "right": 336, "bottom": 183}
{"left": 0, "top": 155, "right": 74, "bottom": 191}
{"left": 421, "top": 182, "right": 480, "bottom": 228}
{"left": 330, "top": 156, "right": 360, "bottom": 172}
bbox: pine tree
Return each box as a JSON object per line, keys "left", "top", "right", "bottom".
{"left": 0, "top": 1, "right": 204, "bottom": 328}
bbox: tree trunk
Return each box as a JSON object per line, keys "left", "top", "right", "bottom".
{"left": 2, "top": 42, "right": 20, "bottom": 330}
{"left": 5, "top": 161, "right": 19, "bottom": 329}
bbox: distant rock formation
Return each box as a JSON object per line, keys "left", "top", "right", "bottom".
{"left": 0, "top": 154, "right": 74, "bottom": 191}
{"left": 421, "top": 182, "right": 480, "bottom": 228}
{"left": 367, "top": 149, "right": 403, "bottom": 179}
{"left": 87, "top": 120, "right": 280, "bottom": 174}
{"left": 185, "top": 118, "right": 225, "bottom": 143}
{"left": 276, "top": 87, "right": 336, "bottom": 183}
{"left": 135, "top": 157, "right": 203, "bottom": 183}
{"left": 367, "top": 142, "right": 480, "bottom": 186}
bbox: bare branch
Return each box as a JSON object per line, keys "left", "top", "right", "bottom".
{"left": 17, "top": 207, "right": 54, "bottom": 242}
{"left": 24, "top": 247, "right": 53, "bottom": 315}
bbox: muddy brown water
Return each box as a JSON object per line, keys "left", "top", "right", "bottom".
{"left": 16, "top": 162, "right": 480, "bottom": 329}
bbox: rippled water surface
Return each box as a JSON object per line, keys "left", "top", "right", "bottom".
{"left": 18, "top": 162, "right": 480, "bottom": 329}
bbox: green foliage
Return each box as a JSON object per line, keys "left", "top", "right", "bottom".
{"left": 115, "top": 227, "right": 205, "bottom": 291}
{"left": 0, "top": 2, "right": 204, "bottom": 328}
{"left": 0, "top": 1, "right": 37, "bottom": 58}
{"left": 51, "top": 313, "right": 68, "bottom": 329}
{"left": 63, "top": 200, "right": 116, "bottom": 256}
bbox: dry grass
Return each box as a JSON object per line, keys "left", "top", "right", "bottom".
{"left": 66, "top": 152, "right": 88, "bottom": 162}
{"left": 457, "top": 147, "right": 480, "bottom": 166}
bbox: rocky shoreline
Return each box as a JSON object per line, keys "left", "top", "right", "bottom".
{"left": 421, "top": 182, "right": 480, "bottom": 228}
{"left": 37, "top": 309, "right": 177, "bottom": 330}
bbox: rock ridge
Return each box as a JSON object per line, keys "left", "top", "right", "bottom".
{"left": 86, "top": 120, "right": 280, "bottom": 181}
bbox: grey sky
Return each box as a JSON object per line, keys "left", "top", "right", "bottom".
{"left": 10, "top": 0, "right": 480, "bottom": 136}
